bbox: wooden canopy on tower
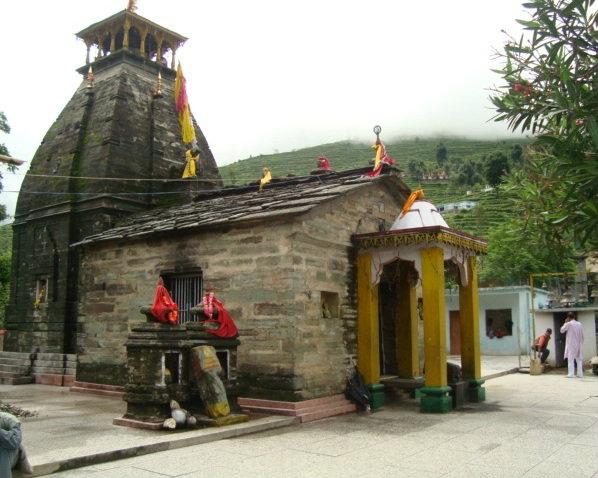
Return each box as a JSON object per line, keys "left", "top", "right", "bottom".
{"left": 352, "top": 199, "right": 488, "bottom": 413}
{"left": 76, "top": 9, "right": 187, "bottom": 68}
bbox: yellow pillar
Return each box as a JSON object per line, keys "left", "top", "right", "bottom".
{"left": 420, "top": 247, "right": 451, "bottom": 412}
{"left": 421, "top": 248, "right": 447, "bottom": 387}
{"left": 356, "top": 252, "right": 379, "bottom": 385}
{"left": 396, "top": 265, "right": 419, "bottom": 378}
{"left": 459, "top": 256, "right": 485, "bottom": 402}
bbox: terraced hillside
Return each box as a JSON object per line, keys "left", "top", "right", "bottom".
{"left": 442, "top": 190, "right": 517, "bottom": 239}
{"left": 219, "top": 137, "right": 525, "bottom": 187}
{"left": 219, "top": 137, "right": 524, "bottom": 239}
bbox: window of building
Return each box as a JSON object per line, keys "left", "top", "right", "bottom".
{"left": 486, "top": 309, "right": 513, "bottom": 338}
{"left": 162, "top": 271, "right": 202, "bottom": 324}
{"left": 321, "top": 291, "right": 339, "bottom": 318}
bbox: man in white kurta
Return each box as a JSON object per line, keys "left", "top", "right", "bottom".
{"left": 560, "top": 314, "right": 584, "bottom": 378}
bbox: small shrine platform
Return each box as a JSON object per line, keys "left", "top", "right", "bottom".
{"left": 117, "top": 322, "right": 240, "bottom": 428}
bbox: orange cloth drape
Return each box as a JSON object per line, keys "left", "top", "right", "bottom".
{"left": 401, "top": 189, "right": 425, "bottom": 217}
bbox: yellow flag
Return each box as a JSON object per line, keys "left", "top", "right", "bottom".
{"left": 182, "top": 150, "right": 197, "bottom": 179}
{"left": 259, "top": 167, "right": 272, "bottom": 191}
{"left": 175, "top": 63, "right": 197, "bottom": 145}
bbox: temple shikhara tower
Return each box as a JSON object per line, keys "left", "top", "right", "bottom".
{"left": 5, "top": 5, "right": 220, "bottom": 355}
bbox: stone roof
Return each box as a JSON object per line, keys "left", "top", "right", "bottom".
{"left": 74, "top": 166, "right": 409, "bottom": 247}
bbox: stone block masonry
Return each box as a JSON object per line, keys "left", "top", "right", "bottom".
{"left": 6, "top": 52, "right": 220, "bottom": 357}
{"left": 78, "top": 182, "right": 403, "bottom": 396}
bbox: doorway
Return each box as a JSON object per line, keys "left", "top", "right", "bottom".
{"left": 553, "top": 312, "right": 567, "bottom": 367}
{"left": 449, "top": 311, "right": 461, "bottom": 355}
{"left": 379, "top": 262, "right": 398, "bottom": 376}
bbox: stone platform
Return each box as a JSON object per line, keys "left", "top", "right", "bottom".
{"left": 238, "top": 394, "right": 356, "bottom": 423}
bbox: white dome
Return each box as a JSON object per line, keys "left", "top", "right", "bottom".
{"left": 390, "top": 200, "right": 448, "bottom": 230}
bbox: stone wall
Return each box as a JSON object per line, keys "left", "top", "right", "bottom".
{"left": 77, "top": 183, "right": 403, "bottom": 395}
{"left": 285, "top": 187, "right": 402, "bottom": 398}
{"left": 6, "top": 53, "right": 221, "bottom": 354}
{"left": 77, "top": 220, "right": 298, "bottom": 386}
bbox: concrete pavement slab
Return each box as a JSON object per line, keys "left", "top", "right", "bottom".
{"left": 44, "top": 371, "right": 597, "bottom": 478}
{"left": 2, "top": 356, "right": 596, "bottom": 477}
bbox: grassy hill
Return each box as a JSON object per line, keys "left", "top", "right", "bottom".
{"left": 219, "top": 137, "right": 525, "bottom": 239}
{"left": 442, "top": 190, "right": 516, "bottom": 238}
{"left": 219, "top": 137, "right": 525, "bottom": 188}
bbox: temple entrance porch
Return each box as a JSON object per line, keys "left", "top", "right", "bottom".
{"left": 353, "top": 198, "right": 488, "bottom": 413}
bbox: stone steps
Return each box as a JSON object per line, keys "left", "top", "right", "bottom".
{"left": 238, "top": 394, "right": 356, "bottom": 423}
{"left": 33, "top": 353, "right": 76, "bottom": 386}
{"left": 0, "top": 351, "right": 76, "bottom": 386}
{"left": 0, "top": 352, "right": 34, "bottom": 384}
{"left": 70, "top": 381, "right": 124, "bottom": 398}
{"left": 0, "top": 364, "right": 32, "bottom": 374}
{"left": 0, "top": 371, "right": 35, "bottom": 385}
{"left": 0, "top": 351, "right": 34, "bottom": 359}
{"left": 0, "top": 356, "right": 34, "bottom": 366}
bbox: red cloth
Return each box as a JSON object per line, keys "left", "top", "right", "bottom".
{"left": 378, "top": 142, "right": 396, "bottom": 166}
{"left": 150, "top": 280, "right": 179, "bottom": 325}
{"left": 201, "top": 296, "right": 238, "bottom": 338}
{"left": 363, "top": 142, "right": 395, "bottom": 177}
{"left": 317, "top": 156, "right": 331, "bottom": 171}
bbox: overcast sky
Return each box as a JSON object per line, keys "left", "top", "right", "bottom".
{"left": 0, "top": 0, "right": 527, "bottom": 218}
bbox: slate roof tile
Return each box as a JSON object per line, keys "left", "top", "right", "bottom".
{"left": 73, "top": 166, "right": 408, "bottom": 247}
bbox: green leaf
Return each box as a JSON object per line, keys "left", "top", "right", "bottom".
{"left": 516, "top": 19, "right": 542, "bottom": 29}
{"left": 586, "top": 118, "right": 598, "bottom": 149}
{"left": 505, "top": 44, "right": 532, "bottom": 53}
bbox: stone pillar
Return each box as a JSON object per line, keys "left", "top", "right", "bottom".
{"left": 95, "top": 35, "right": 103, "bottom": 59}
{"left": 140, "top": 29, "right": 148, "bottom": 57}
{"left": 123, "top": 21, "right": 130, "bottom": 50}
{"left": 356, "top": 252, "right": 384, "bottom": 410}
{"left": 171, "top": 46, "right": 178, "bottom": 70}
{"left": 156, "top": 39, "right": 163, "bottom": 62}
{"left": 110, "top": 31, "right": 116, "bottom": 53}
{"left": 85, "top": 43, "right": 91, "bottom": 64}
{"left": 420, "top": 247, "right": 451, "bottom": 413}
{"left": 396, "top": 264, "right": 419, "bottom": 378}
{"left": 459, "top": 256, "right": 485, "bottom": 402}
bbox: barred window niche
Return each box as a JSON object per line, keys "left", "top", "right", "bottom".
{"left": 321, "top": 291, "right": 339, "bottom": 319}
{"left": 162, "top": 269, "right": 203, "bottom": 324}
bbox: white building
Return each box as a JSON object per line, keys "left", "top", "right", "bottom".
{"left": 533, "top": 307, "right": 598, "bottom": 367}
{"left": 445, "top": 286, "right": 547, "bottom": 356}
{"left": 438, "top": 200, "right": 477, "bottom": 213}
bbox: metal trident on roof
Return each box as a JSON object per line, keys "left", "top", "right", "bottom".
{"left": 373, "top": 125, "right": 382, "bottom": 143}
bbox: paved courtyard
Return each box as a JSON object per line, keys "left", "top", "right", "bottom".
{"left": 44, "top": 370, "right": 598, "bottom": 478}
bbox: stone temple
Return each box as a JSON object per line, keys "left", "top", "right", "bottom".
{"left": 2, "top": 6, "right": 488, "bottom": 418}
{"left": 5, "top": 7, "right": 220, "bottom": 355}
